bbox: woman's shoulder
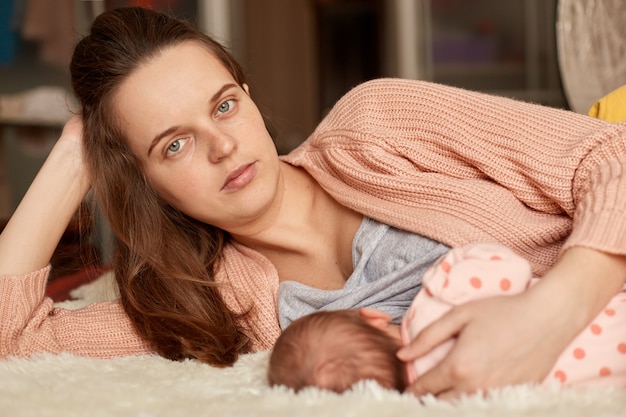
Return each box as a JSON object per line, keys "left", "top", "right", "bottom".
{"left": 328, "top": 78, "right": 431, "bottom": 112}
{"left": 312, "top": 78, "right": 488, "bottom": 136}
{"left": 331, "top": 77, "right": 482, "bottom": 109}
{"left": 341, "top": 77, "right": 434, "bottom": 97}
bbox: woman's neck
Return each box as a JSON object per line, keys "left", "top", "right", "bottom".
{"left": 230, "top": 162, "right": 326, "bottom": 252}
{"left": 231, "top": 162, "right": 362, "bottom": 287}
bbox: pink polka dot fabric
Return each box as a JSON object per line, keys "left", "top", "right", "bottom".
{"left": 400, "top": 243, "right": 626, "bottom": 388}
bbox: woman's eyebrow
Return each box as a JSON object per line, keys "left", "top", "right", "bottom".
{"left": 210, "top": 83, "right": 238, "bottom": 106}
{"left": 146, "top": 83, "right": 239, "bottom": 156}
{"left": 148, "top": 126, "right": 180, "bottom": 156}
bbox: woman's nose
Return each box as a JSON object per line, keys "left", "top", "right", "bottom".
{"left": 207, "top": 131, "right": 236, "bottom": 163}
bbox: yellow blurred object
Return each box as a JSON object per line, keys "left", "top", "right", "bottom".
{"left": 588, "top": 84, "right": 626, "bottom": 122}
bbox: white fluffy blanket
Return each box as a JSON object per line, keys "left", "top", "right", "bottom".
{"left": 1, "top": 274, "right": 624, "bottom": 416}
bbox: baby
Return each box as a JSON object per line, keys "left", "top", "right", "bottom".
{"left": 268, "top": 243, "right": 626, "bottom": 393}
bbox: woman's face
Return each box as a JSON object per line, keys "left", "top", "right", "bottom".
{"left": 114, "top": 41, "right": 282, "bottom": 234}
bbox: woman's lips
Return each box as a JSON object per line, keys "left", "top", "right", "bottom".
{"left": 221, "top": 162, "right": 257, "bottom": 192}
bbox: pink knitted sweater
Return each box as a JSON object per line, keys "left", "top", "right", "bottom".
{"left": 2, "top": 79, "right": 626, "bottom": 359}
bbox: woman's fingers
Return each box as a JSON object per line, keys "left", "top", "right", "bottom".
{"left": 404, "top": 361, "right": 457, "bottom": 398}
{"left": 402, "top": 295, "right": 555, "bottom": 399}
{"left": 403, "top": 331, "right": 492, "bottom": 399}
{"left": 397, "top": 306, "right": 468, "bottom": 362}
{"left": 400, "top": 306, "right": 477, "bottom": 398}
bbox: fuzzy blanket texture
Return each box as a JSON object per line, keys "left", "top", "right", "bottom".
{"left": 1, "top": 274, "right": 625, "bottom": 417}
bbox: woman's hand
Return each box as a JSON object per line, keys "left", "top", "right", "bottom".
{"left": 56, "top": 115, "right": 91, "bottom": 192}
{"left": 53, "top": 115, "right": 89, "bottom": 174}
{"left": 399, "top": 247, "right": 626, "bottom": 400}
{"left": 399, "top": 292, "right": 563, "bottom": 399}
{"left": 0, "top": 115, "right": 91, "bottom": 274}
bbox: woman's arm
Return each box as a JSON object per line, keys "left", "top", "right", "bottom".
{"left": 399, "top": 246, "right": 626, "bottom": 398}
{"left": 0, "top": 116, "right": 90, "bottom": 274}
{"left": 291, "top": 79, "right": 626, "bottom": 275}
{"left": 292, "top": 79, "right": 626, "bottom": 395}
{"left": 0, "top": 117, "right": 155, "bottom": 359}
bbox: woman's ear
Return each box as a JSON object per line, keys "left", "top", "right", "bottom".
{"left": 358, "top": 308, "right": 393, "bottom": 330}
{"left": 242, "top": 83, "right": 250, "bottom": 95}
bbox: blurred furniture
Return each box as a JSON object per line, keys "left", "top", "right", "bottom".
{"left": 556, "top": 0, "right": 626, "bottom": 114}
{"left": 392, "top": 0, "right": 565, "bottom": 107}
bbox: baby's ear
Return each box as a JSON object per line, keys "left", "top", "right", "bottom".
{"left": 358, "top": 308, "right": 392, "bottom": 330}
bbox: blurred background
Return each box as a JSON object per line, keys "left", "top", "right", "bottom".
{"left": 0, "top": 0, "right": 625, "bottom": 275}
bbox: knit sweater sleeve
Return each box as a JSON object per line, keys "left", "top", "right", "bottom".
{"left": 0, "top": 266, "right": 152, "bottom": 359}
{"left": 285, "top": 79, "right": 626, "bottom": 264}
{"left": 216, "top": 243, "right": 281, "bottom": 351}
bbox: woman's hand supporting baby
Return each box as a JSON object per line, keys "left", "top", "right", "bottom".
{"left": 399, "top": 246, "right": 626, "bottom": 400}
{"left": 0, "top": 116, "right": 90, "bottom": 274}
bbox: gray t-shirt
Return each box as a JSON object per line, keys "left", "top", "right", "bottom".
{"left": 278, "top": 217, "right": 449, "bottom": 328}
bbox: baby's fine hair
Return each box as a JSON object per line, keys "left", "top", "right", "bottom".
{"left": 268, "top": 310, "right": 406, "bottom": 393}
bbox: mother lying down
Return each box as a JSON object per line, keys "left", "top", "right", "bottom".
{"left": 1, "top": 6, "right": 625, "bottom": 400}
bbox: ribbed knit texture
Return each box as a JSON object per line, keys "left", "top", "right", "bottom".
{"left": 286, "top": 79, "right": 626, "bottom": 271}
{"left": 3, "top": 79, "right": 626, "bottom": 358}
{"left": 0, "top": 266, "right": 151, "bottom": 358}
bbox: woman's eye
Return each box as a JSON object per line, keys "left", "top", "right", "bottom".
{"left": 217, "top": 99, "right": 233, "bottom": 115}
{"left": 166, "top": 138, "right": 188, "bottom": 156}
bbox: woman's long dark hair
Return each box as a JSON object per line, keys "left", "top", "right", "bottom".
{"left": 70, "top": 6, "right": 253, "bottom": 365}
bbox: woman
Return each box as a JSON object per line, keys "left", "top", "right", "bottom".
{"left": 1, "top": 7, "right": 625, "bottom": 399}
